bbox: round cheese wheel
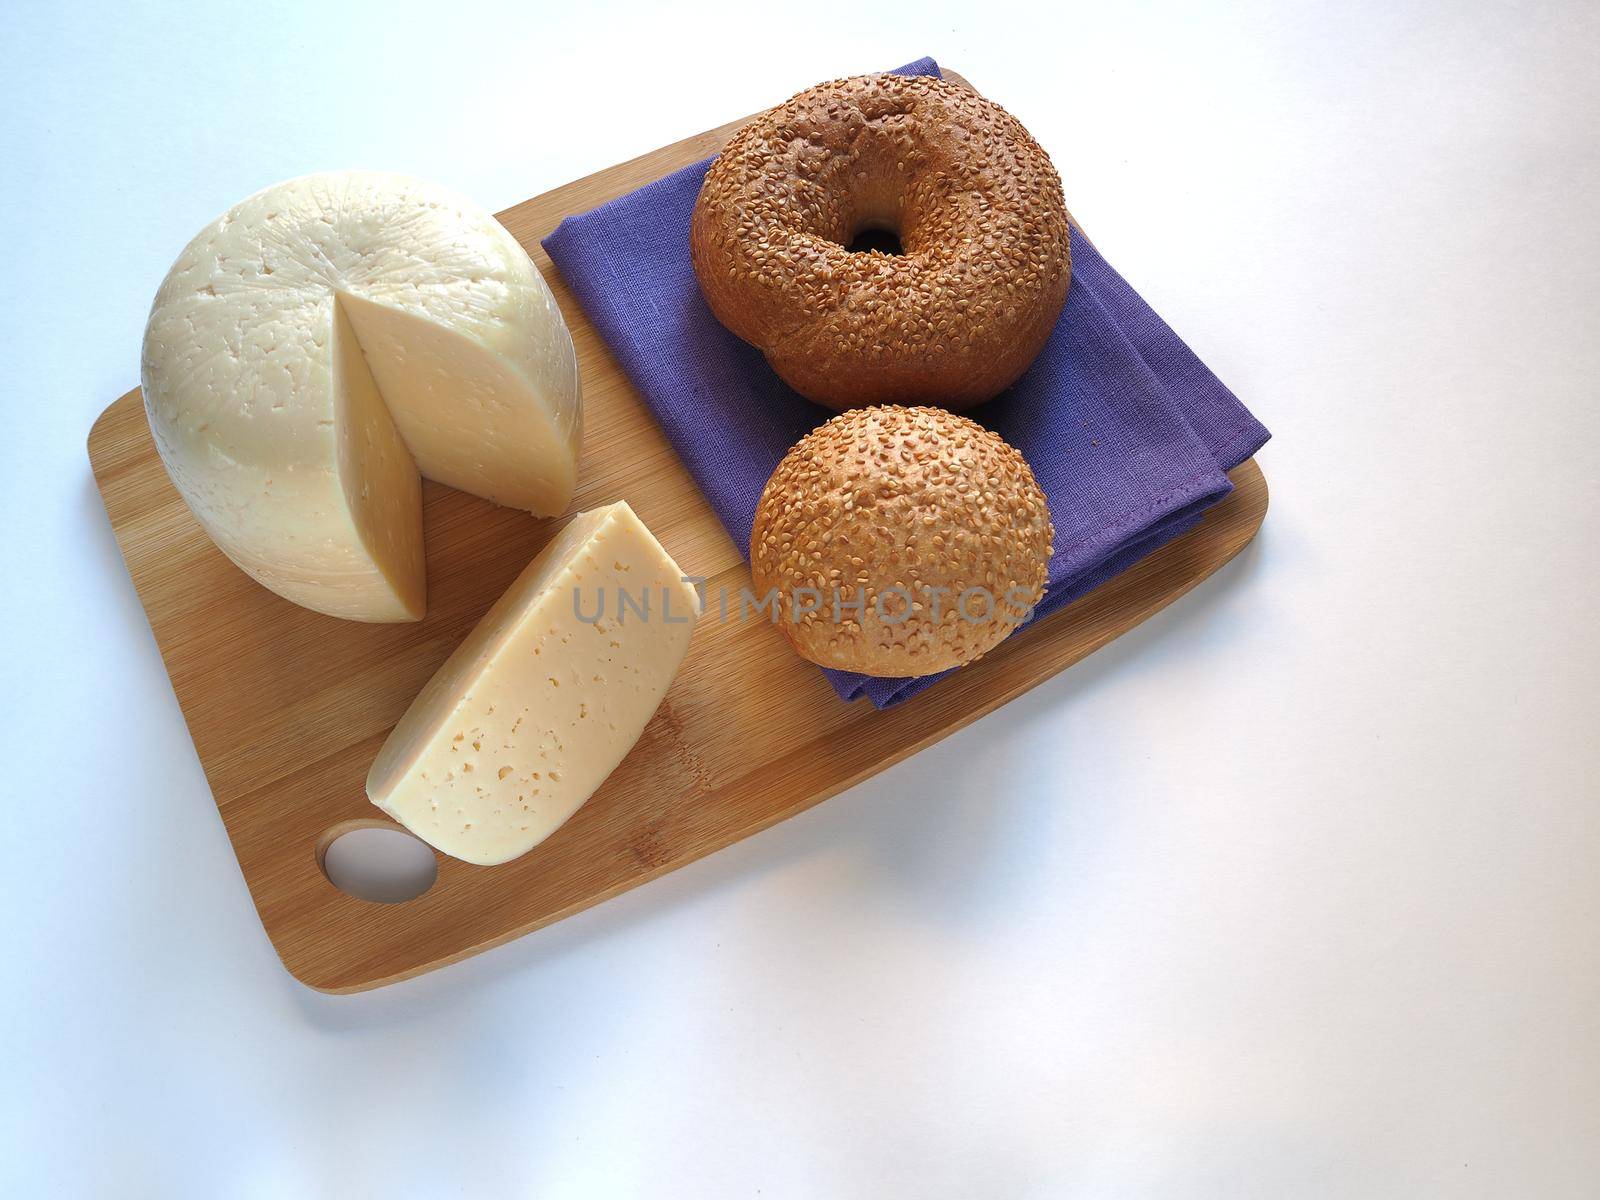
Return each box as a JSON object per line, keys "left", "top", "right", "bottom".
{"left": 140, "top": 171, "right": 581, "bottom": 623}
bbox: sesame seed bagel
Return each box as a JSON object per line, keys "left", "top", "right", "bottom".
{"left": 750, "top": 406, "right": 1053, "bottom": 677}
{"left": 691, "top": 73, "right": 1071, "bottom": 412}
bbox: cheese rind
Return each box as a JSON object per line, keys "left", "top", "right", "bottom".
{"left": 140, "top": 171, "right": 580, "bottom": 622}
{"left": 367, "top": 502, "right": 701, "bottom": 865}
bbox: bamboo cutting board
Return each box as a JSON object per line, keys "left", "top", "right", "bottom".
{"left": 88, "top": 71, "right": 1268, "bottom": 992}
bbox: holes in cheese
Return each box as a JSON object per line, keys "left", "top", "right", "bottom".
{"left": 140, "top": 170, "right": 581, "bottom": 623}
{"left": 366, "top": 502, "right": 701, "bottom": 866}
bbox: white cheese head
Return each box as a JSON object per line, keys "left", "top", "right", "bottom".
{"left": 367, "top": 501, "right": 702, "bottom": 865}
{"left": 140, "top": 171, "right": 581, "bottom": 622}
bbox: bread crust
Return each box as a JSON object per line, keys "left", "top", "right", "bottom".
{"left": 750, "top": 406, "right": 1054, "bottom": 676}
{"left": 691, "top": 73, "right": 1071, "bottom": 411}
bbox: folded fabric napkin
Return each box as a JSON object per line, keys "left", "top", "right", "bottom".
{"left": 543, "top": 57, "right": 1269, "bottom": 708}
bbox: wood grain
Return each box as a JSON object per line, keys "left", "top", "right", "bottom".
{"left": 87, "top": 73, "right": 1269, "bottom": 992}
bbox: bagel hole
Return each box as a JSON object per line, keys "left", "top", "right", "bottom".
{"left": 846, "top": 224, "right": 904, "bottom": 255}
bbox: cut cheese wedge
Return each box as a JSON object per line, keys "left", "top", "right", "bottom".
{"left": 140, "top": 171, "right": 580, "bottom": 622}
{"left": 367, "top": 502, "right": 701, "bottom": 865}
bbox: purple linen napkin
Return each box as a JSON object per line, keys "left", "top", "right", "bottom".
{"left": 543, "top": 57, "right": 1269, "bottom": 708}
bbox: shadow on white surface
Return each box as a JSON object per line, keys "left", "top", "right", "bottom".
{"left": 275, "top": 519, "right": 1275, "bottom": 1026}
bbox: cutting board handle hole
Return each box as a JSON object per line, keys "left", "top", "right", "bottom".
{"left": 319, "top": 821, "right": 438, "bottom": 904}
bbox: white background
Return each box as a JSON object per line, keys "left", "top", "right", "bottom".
{"left": 3, "top": 0, "right": 1598, "bottom": 1195}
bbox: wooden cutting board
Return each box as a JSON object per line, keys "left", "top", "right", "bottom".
{"left": 88, "top": 71, "right": 1269, "bottom": 993}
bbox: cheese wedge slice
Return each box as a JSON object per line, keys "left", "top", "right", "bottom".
{"left": 140, "top": 171, "right": 580, "bottom": 622}
{"left": 367, "top": 502, "right": 701, "bottom": 865}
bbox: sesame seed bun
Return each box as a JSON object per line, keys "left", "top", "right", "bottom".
{"left": 750, "top": 406, "right": 1053, "bottom": 677}
{"left": 690, "top": 73, "right": 1071, "bottom": 412}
